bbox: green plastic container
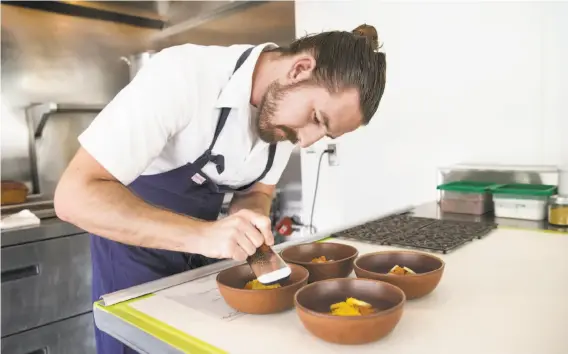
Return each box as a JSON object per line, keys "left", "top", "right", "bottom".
{"left": 491, "top": 183, "right": 557, "bottom": 199}
{"left": 492, "top": 183, "right": 558, "bottom": 221}
{"left": 437, "top": 181, "right": 500, "bottom": 215}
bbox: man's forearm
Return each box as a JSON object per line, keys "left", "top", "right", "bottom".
{"left": 228, "top": 191, "right": 273, "bottom": 217}
{"left": 55, "top": 177, "right": 207, "bottom": 253}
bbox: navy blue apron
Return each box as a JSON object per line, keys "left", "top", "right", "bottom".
{"left": 91, "top": 47, "right": 277, "bottom": 354}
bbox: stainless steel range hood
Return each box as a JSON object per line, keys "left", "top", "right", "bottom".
{"left": 4, "top": 1, "right": 294, "bottom": 47}
{"left": 4, "top": 1, "right": 267, "bottom": 31}
{"left": 5, "top": 1, "right": 167, "bottom": 29}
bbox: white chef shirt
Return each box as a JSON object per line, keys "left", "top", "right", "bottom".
{"left": 78, "top": 43, "right": 295, "bottom": 188}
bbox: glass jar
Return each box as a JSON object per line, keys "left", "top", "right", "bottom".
{"left": 548, "top": 195, "right": 568, "bottom": 226}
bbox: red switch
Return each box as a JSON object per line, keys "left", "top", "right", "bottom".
{"left": 276, "top": 217, "right": 294, "bottom": 236}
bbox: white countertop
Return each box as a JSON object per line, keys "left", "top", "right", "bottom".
{"left": 109, "top": 227, "right": 568, "bottom": 354}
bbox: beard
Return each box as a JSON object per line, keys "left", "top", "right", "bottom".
{"left": 255, "top": 81, "right": 300, "bottom": 144}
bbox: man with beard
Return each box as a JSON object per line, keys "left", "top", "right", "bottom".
{"left": 54, "top": 24, "right": 386, "bottom": 354}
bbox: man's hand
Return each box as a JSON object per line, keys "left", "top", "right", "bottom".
{"left": 195, "top": 209, "right": 274, "bottom": 261}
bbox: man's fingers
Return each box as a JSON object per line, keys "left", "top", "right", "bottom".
{"left": 253, "top": 217, "right": 274, "bottom": 246}
{"left": 238, "top": 221, "right": 264, "bottom": 248}
{"left": 235, "top": 233, "right": 257, "bottom": 256}
{"left": 232, "top": 247, "right": 248, "bottom": 262}
{"left": 236, "top": 210, "right": 274, "bottom": 246}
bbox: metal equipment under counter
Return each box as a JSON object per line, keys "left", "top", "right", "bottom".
{"left": 1, "top": 218, "right": 95, "bottom": 354}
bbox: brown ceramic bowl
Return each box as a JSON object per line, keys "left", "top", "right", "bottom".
{"left": 294, "top": 278, "right": 405, "bottom": 345}
{"left": 354, "top": 251, "right": 445, "bottom": 300}
{"left": 216, "top": 263, "right": 308, "bottom": 314}
{"left": 280, "top": 242, "right": 358, "bottom": 282}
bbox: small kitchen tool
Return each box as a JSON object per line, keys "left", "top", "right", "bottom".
{"left": 247, "top": 244, "right": 291, "bottom": 284}
{"left": 275, "top": 216, "right": 294, "bottom": 237}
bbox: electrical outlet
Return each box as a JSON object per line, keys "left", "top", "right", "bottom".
{"left": 327, "top": 144, "right": 339, "bottom": 166}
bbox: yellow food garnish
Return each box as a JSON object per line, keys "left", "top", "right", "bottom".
{"left": 244, "top": 279, "right": 281, "bottom": 290}
{"left": 388, "top": 265, "right": 416, "bottom": 275}
{"left": 329, "top": 297, "right": 376, "bottom": 316}
{"left": 346, "top": 297, "right": 372, "bottom": 308}
{"left": 311, "top": 256, "right": 331, "bottom": 263}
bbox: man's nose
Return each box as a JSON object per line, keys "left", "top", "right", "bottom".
{"left": 298, "top": 126, "right": 326, "bottom": 148}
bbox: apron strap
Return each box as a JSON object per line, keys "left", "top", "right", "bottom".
{"left": 194, "top": 47, "right": 255, "bottom": 173}
{"left": 229, "top": 143, "right": 277, "bottom": 192}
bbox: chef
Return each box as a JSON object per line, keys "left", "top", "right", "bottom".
{"left": 54, "top": 24, "right": 386, "bottom": 353}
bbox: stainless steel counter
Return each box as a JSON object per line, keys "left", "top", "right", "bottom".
{"left": 1, "top": 217, "right": 85, "bottom": 247}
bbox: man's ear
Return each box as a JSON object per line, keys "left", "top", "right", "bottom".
{"left": 287, "top": 54, "right": 316, "bottom": 83}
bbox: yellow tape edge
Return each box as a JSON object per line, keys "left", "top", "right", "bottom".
{"left": 95, "top": 296, "right": 227, "bottom": 354}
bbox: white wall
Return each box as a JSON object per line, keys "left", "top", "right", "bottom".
{"left": 296, "top": 1, "right": 568, "bottom": 233}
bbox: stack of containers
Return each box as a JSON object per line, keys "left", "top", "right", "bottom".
{"left": 492, "top": 183, "right": 558, "bottom": 221}
{"left": 437, "top": 181, "right": 561, "bottom": 222}
{"left": 436, "top": 181, "right": 498, "bottom": 215}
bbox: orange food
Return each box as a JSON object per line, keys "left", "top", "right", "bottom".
{"left": 329, "top": 297, "right": 376, "bottom": 316}
{"left": 311, "top": 256, "right": 332, "bottom": 263}
{"left": 388, "top": 265, "right": 415, "bottom": 275}
{"left": 244, "top": 279, "right": 281, "bottom": 290}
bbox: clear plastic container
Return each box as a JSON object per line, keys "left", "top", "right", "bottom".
{"left": 492, "top": 184, "right": 558, "bottom": 221}
{"left": 437, "top": 181, "right": 497, "bottom": 215}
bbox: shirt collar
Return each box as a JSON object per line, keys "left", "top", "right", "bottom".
{"left": 215, "top": 42, "right": 278, "bottom": 109}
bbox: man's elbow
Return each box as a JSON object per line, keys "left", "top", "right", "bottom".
{"left": 53, "top": 180, "right": 78, "bottom": 223}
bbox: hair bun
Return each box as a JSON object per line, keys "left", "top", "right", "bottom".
{"left": 352, "top": 24, "right": 380, "bottom": 51}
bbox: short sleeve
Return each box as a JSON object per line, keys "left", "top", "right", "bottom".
{"left": 259, "top": 141, "right": 296, "bottom": 185}
{"left": 78, "top": 48, "right": 196, "bottom": 185}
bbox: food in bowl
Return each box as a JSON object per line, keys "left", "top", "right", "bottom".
{"left": 217, "top": 263, "right": 309, "bottom": 314}
{"left": 330, "top": 297, "right": 377, "bottom": 316}
{"left": 388, "top": 265, "right": 416, "bottom": 275}
{"left": 294, "top": 278, "right": 405, "bottom": 344}
{"left": 354, "top": 251, "right": 445, "bottom": 300}
{"left": 281, "top": 242, "right": 358, "bottom": 282}
{"left": 244, "top": 279, "right": 281, "bottom": 290}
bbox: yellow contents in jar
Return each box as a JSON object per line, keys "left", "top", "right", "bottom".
{"left": 549, "top": 206, "right": 568, "bottom": 226}
{"left": 329, "top": 297, "right": 376, "bottom": 316}
{"left": 244, "top": 279, "right": 281, "bottom": 290}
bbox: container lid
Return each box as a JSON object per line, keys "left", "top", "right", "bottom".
{"left": 550, "top": 195, "right": 568, "bottom": 205}
{"left": 436, "top": 181, "right": 499, "bottom": 193}
{"left": 492, "top": 183, "right": 558, "bottom": 197}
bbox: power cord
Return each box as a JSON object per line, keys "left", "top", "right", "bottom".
{"left": 307, "top": 148, "right": 333, "bottom": 234}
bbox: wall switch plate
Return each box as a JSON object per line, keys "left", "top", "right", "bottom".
{"left": 327, "top": 144, "right": 338, "bottom": 166}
